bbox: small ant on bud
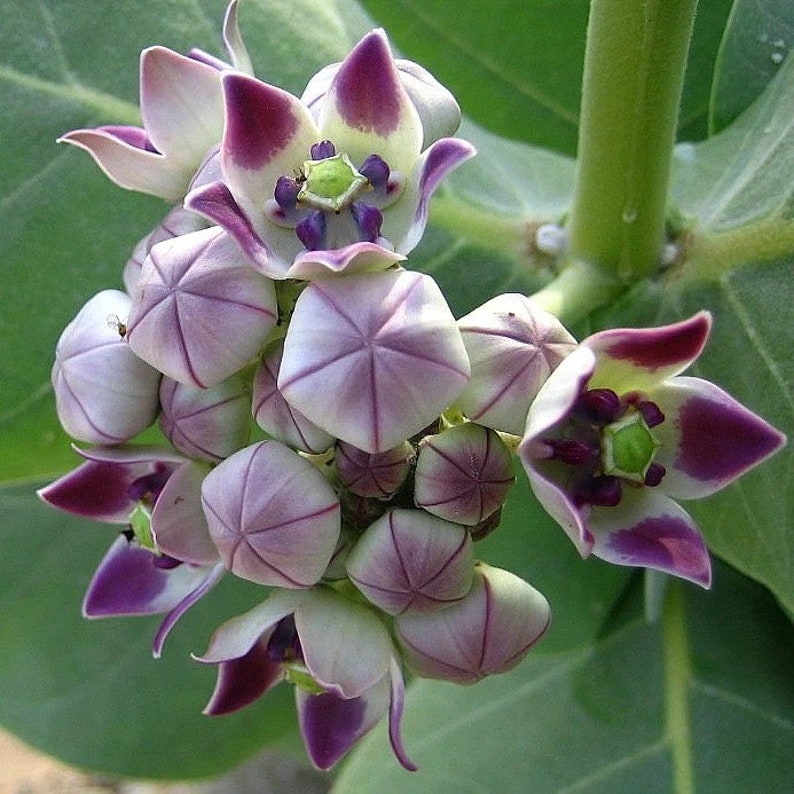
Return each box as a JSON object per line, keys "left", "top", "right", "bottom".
{"left": 106, "top": 314, "right": 128, "bottom": 338}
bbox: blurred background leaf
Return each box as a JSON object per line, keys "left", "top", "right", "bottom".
{"left": 708, "top": 0, "right": 794, "bottom": 133}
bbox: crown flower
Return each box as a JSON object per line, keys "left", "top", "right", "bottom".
{"left": 186, "top": 29, "right": 475, "bottom": 279}
{"left": 518, "top": 312, "right": 786, "bottom": 586}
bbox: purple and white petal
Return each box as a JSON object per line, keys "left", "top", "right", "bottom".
{"left": 283, "top": 242, "right": 404, "bottom": 280}
{"left": 151, "top": 460, "right": 219, "bottom": 566}
{"left": 139, "top": 46, "right": 224, "bottom": 172}
{"left": 185, "top": 181, "right": 281, "bottom": 276}
{"left": 295, "top": 591, "right": 393, "bottom": 698}
{"left": 221, "top": 72, "right": 319, "bottom": 224}
{"left": 58, "top": 127, "right": 185, "bottom": 200}
{"left": 204, "top": 630, "right": 284, "bottom": 716}
{"left": 126, "top": 227, "right": 277, "bottom": 388}
{"left": 414, "top": 423, "right": 515, "bottom": 525}
{"left": 200, "top": 442, "right": 340, "bottom": 588}
{"left": 37, "top": 455, "right": 177, "bottom": 523}
{"left": 319, "top": 30, "right": 422, "bottom": 175}
{"left": 651, "top": 376, "right": 786, "bottom": 500}
{"left": 345, "top": 508, "right": 473, "bottom": 615}
{"left": 82, "top": 535, "right": 214, "bottom": 618}
{"left": 297, "top": 679, "right": 389, "bottom": 771}
{"left": 196, "top": 589, "right": 308, "bottom": 663}
{"left": 152, "top": 562, "right": 225, "bottom": 657}
{"left": 519, "top": 346, "right": 598, "bottom": 554}
{"left": 52, "top": 290, "right": 161, "bottom": 444}
{"left": 252, "top": 343, "right": 336, "bottom": 455}
{"left": 587, "top": 488, "right": 712, "bottom": 587}
{"left": 586, "top": 312, "right": 712, "bottom": 395}
{"left": 457, "top": 293, "right": 577, "bottom": 434}
{"left": 395, "top": 563, "right": 550, "bottom": 683}
{"left": 303, "top": 57, "right": 460, "bottom": 150}
{"left": 279, "top": 270, "right": 470, "bottom": 453}
{"left": 388, "top": 137, "right": 476, "bottom": 255}
{"left": 386, "top": 657, "right": 417, "bottom": 771}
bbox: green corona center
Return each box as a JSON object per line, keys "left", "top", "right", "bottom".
{"left": 285, "top": 665, "right": 325, "bottom": 695}
{"left": 298, "top": 152, "right": 369, "bottom": 212}
{"left": 129, "top": 503, "right": 157, "bottom": 551}
{"left": 601, "top": 411, "right": 660, "bottom": 483}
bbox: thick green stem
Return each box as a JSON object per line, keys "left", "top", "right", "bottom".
{"left": 568, "top": 0, "right": 698, "bottom": 282}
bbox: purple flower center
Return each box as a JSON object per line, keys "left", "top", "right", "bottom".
{"left": 545, "top": 388, "right": 666, "bottom": 508}
{"left": 273, "top": 140, "right": 391, "bottom": 250}
{"left": 267, "top": 616, "right": 303, "bottom": 665}
{"left": 127, "top": 464, "right": 173, "bottom": 505}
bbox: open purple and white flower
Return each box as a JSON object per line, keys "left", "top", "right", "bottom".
{"left": 196, "top": 588, "right": 416, "bottom": 771}
{"left": 518, "top": 312, "right": 786, "bottom": 586}
{"left": 278, "top": 269, "right": 471, "bottom": 452}
{"left": 37, "top": 446, "right": 224, "bottom": 656}
{"left": 186, "top": 28, "right": 475, "bottom": 279}
{"left": 58, "top": 0, "right": 251, "bottom": 201}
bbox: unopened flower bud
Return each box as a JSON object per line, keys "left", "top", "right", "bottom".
{"left": 201, "top": 441, "right": 340, "bottom": 588}
{"left": 126, "top": 227, "right": 277, "bottom": 388}
{"left": 457, "top": 293, "right": 577, "bottom": 434}
{"left": 395, "top": 563, "right": 550, "bottom": 683}
{"left": 335, "top": 440, "right": 413, "bottom": 498}
{"left": 52, "top": 290, "right": 160, "bottom": 444}
{"left": 414, "top": 423, "right": 514, "bottom": 525}
{"left": 252, "top": 343, "right": 335, "bottom": 455}
{"left": 159, "top": 374, "right": 251, "bottom": 462}
{"left": 346, "top": 508, "right": 473, "bottom": 615}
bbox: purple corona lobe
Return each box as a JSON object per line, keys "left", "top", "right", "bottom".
{"left": 675, "top": 394, "right": 785, "bottom": 482}
{"left": 333, "top": 33, "right": 401, "bottom": 136}
{"left": 224, "top": 75, "right": 300, "bottom": 169}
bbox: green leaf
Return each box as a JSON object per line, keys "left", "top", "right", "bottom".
{"left": 671, "top": 51, "right": 794, "bottom": 271}
{"left": 0, "top": 481, "right": 299, "bottom": 779}
{"left": 334, "top": 565, "right": 794, "bottom": 792}
{"left": 359, "top": 0, "right": 588, "bottom": 154}
{"left": 709, "top": 0, "right": 794, "bottom": 134}
{"left": 0, "top": 0, "right": 372, "bottom": 483}
{"left": 359, "top": 0, "right": 733, "bottom": 155}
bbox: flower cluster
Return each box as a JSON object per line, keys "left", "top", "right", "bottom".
{"left": 40, "top": 0, "right": 784, "bottom": 774}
